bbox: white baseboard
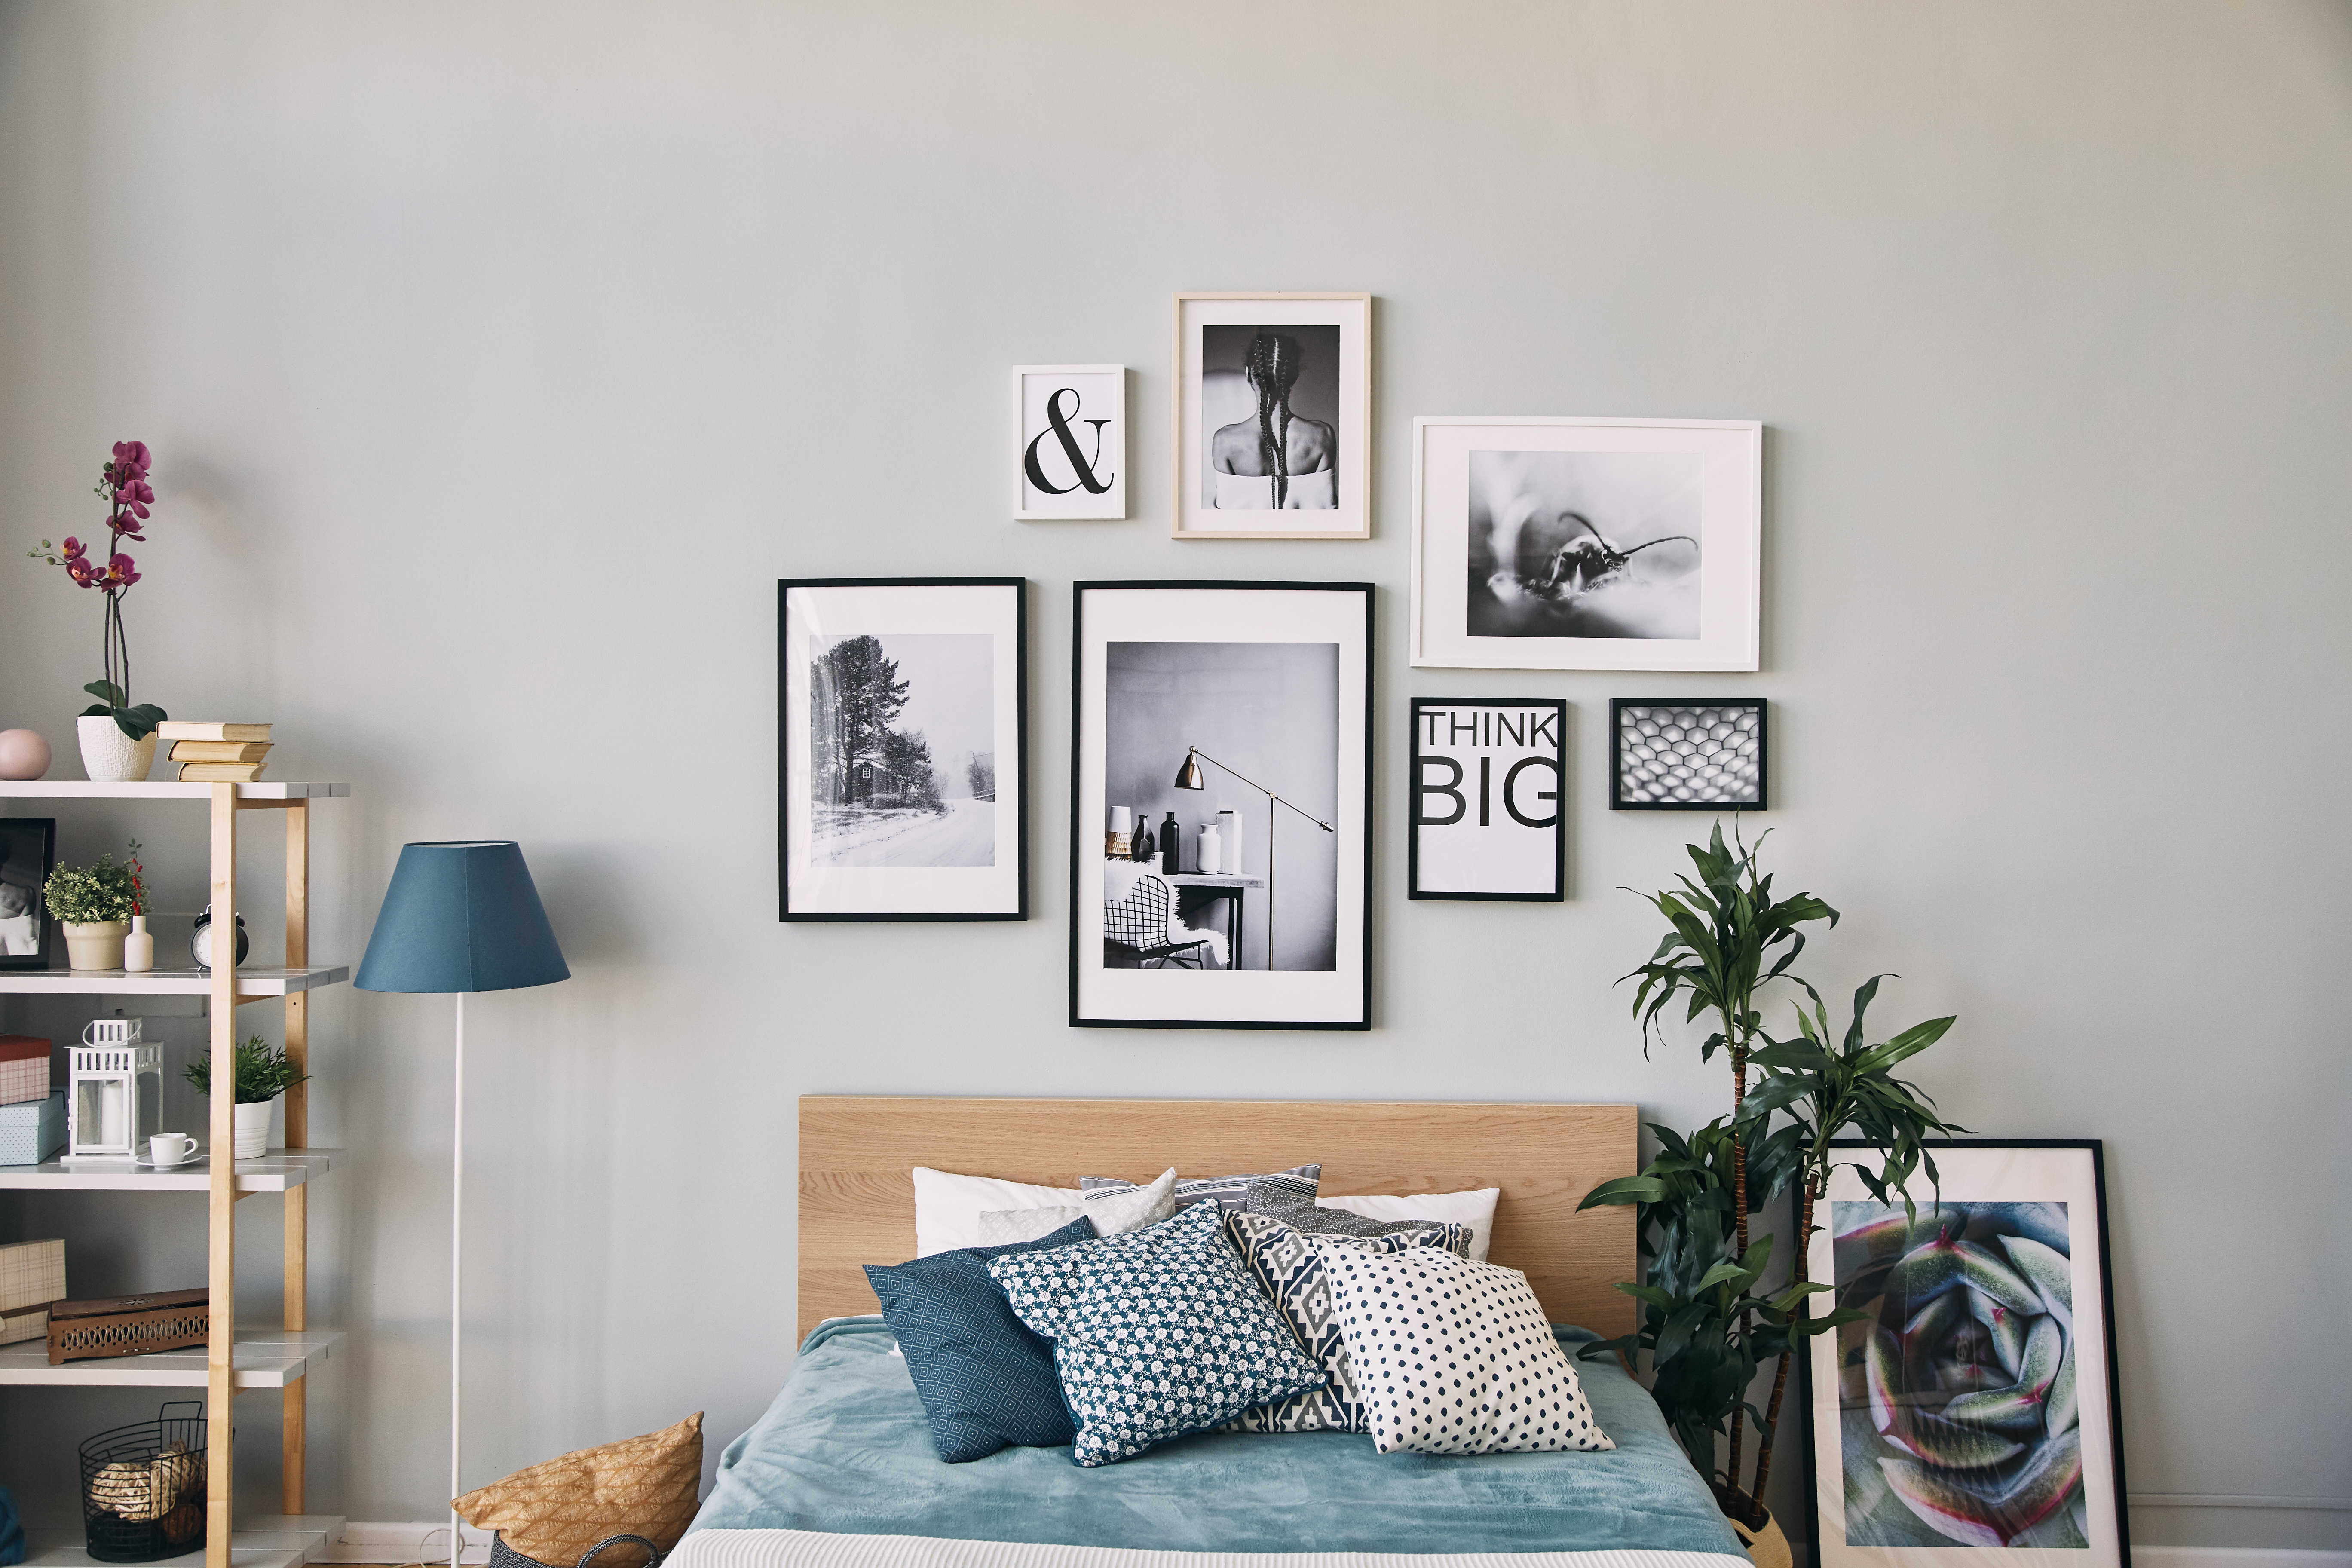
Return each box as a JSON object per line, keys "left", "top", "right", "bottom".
{"left": 2138, "top": 1553, "right": 2352, "bottom": 1568}
{"left": 316, "top": 1523, "right": 491, "bottom": 1566}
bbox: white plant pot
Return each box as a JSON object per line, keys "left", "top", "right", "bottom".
{"left": 61, "top": 920, "right": 130, "bottom": 970}
{"left": 77, "top": 715, "right": 156, "bottom": 782}
{"left": 233, "top": 1099, "right": 273, "bottom": 1161}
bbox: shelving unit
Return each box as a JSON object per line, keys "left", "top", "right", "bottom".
{"left": 1, "top": 780, "right": 347, "bottom": 1568}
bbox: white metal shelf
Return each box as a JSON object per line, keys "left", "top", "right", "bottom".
{"left": 0, "top": 1148, "right": 340, "bottom": 1192}
{"left": 0, "top": 781, "right": 348, "bottom": 800}
{"left": 0, "top": 1328, "right": 341, "bottom": 1387}
{"left": 0, "top": 964, "right": 350, "bottom": 997}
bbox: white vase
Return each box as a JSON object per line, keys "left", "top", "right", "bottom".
{"left": 1218, "top": 808, "right": 1243, "bottom": 876}
{"left": 62, "top": 920, "right": 130, "bottom": 970}
{"left": 1197, "top": 825, "right": 1221, "bottom": 876}
{"left": 233, "top": 1099, "right": 273, "bottom": 1160}
{"left": 122, "top": 915, "right": 154, "bottom": 973}
{"left": 77, "top": 715, "right": 156, "bottom": 782}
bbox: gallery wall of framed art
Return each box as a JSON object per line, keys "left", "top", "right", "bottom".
{"left": 778, "top": 578, "right": 1029, "bottom": 921}
{"left": 1069, "top": 580, "right": 1373, "bottom": 1029}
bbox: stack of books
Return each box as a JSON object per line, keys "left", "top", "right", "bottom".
{"left": 156, "top": 721, "right": 273, "bottom": 782}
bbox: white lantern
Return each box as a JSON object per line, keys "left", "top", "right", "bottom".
{"left": 65, "top": 1019, "right": 162, "bottom": 1162}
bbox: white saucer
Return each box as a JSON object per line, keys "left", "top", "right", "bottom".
{"left": 134, "top": 1148, "right": 204, "bottom": 1168}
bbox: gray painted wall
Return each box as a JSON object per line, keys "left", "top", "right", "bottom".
{"left": 2, "top": 0, "right": 2347, "bottom": 1550}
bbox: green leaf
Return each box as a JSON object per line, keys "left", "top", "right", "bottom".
{"left": 112, "top": 704, "right": 166, "bottom": 741}
{"left": 83, "top": 679, "right": 126, "bottom": 705}
{"left": 1578, "top": 1175, "right": 1664, "bottom": 1210}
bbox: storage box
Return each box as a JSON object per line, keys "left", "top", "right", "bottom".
{"left": 49, "top": 1289, "right": 208, "bottom": 1366}
{"left": 0, "top": 1035, "right": 51, "bottom": 1106}
{"left": 0, "top": 1091, "right": 65, "bottom": 1166}
{"left": 0, "top": 1237, "right": 65, "bottom": 1346}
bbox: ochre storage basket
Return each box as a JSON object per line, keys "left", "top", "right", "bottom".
{"left": 80, "top": 1400, "right": 207, "bottom": 1563}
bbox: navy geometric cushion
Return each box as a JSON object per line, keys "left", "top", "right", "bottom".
{"left": 863, "top": 1215, "right": 1097, "bottom": 1463}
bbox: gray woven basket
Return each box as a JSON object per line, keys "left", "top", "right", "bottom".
{"left": 488, "top": 1533, "right": 661, "bottom": 1568}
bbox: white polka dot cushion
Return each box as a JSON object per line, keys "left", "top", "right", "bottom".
{"left": 1316, "top": 1237, "right": 1615, "bottom": 1457}
{"left": 987, "top": 1200, "right": 1327, "bottom": 1467}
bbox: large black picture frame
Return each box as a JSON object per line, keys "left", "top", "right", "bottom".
{"left": 1069, "top": 581, "right": 1374, "bottom": 1029}
{"left": 778, "top": 577, "right": 1029, "bottom": 922}
{"left": 1407, "top": 698, "right": 1566, "bottom": 902}
{"left": 0, "top": 817, "right": 56, "bottom": 971}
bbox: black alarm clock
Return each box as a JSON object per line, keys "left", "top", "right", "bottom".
{"left": 190, "top": 906, "right": 249, "bottom": 970}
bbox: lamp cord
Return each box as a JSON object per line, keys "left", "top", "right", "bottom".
{"left": 451, "top": 991, "right": 465, "bottom": 1568}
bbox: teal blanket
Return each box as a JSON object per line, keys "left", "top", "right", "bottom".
{"left": 690, "top": 1319, "right": 1744, "bottom": 1556}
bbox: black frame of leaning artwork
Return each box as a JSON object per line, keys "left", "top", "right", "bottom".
{"left": 1068, "top": 580, "right": 1374, "bottom": 1029}
{"left": 777, "top": 577, "right": 1029, "bottom": 922}
{"left": 0, "top": 816, "right": 57, "bottom": 971}
{"left": 1806, "top": 1138, "right": 2128, "bottom": 1568}
{"left": 1608, "top": 697, "right": 1768, "bottom": 811}
{"left": 1406, "top": 698, "right": 1567, "bottom": 903}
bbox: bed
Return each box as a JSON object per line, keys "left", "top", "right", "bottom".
{"left": 667, "top": 1097, "right": 1749, "bottom": 1568}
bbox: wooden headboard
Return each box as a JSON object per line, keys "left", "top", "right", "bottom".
{"left": 799, "top": 1096, "right": 1637, "bottom": 1340}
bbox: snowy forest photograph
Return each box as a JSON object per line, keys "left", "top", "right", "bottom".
{"left": 808, "top": 631, "right": 996, "bottom": 867}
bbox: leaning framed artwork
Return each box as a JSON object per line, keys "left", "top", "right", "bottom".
{"left": 0, "top": 817, "right": 57, "bottom": 970}
{"left": 1070, "top": 581, "right": 1372, "bottom": 1029}
{"left": 1807, "top": 1139, "right": 2128, "bottom": 1568}
{"left": 778, "top": 578, "right": 1027, "bottom": 921}
{"left": 1610, "top": 698, "right": 1766, "bottom": 810}
{"left": 1410, "top": 416, "right": 1761, "bottom": 671}
{"left": 1015, "top": 365, "right": 1124, "bottom": 520}
{"left": 1171, "top": 294, "right": 1371, "bottom": 541}
{"left": 1408, "top": 699, "right": 1566, "bottom": 901}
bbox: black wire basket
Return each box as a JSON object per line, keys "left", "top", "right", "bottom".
{"left": 488, "top": 1534, "right": 662, "bottom": 1568}
{"left": 79, "top": 1400, "right": 207, "bottom": 1563}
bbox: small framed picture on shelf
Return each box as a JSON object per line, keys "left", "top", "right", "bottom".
{"left": 1610, "top": 698, "right": 1766, "bottom": 810}
{"left": 1071, "top": 581, "right": 1372, "bottom": 1029}
{"left": 1016, "top": 365, "right": 1124, "bottom": 520}
{"left": 1172, "top": 293, "right": 1371, "bottom": 541}
{"left": 0, "top": 817, "right": 56, "bottom": 970}
{"left": 778, "top": 579, "right": 1027, "bottom": 921}
{"left": 1408, "top": 699, "right": 1565, "bottom": 901}
{"left": 1409, "top": 416, "right": 1762, "bottom": 670}
{"left": 1807, "top": 1139, "right": 2129, "bottom": 1568}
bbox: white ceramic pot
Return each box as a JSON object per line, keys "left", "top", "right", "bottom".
{"left": 233, "top": 1099, "right": 273, "bottom": 1161}
{"left": 61, "top": 920, "right": 130, "bottom": 970}
{"left": 77, "top": 715, "right": 155, "bottom": 782}
{"left": 122, "top": 915, "right": 154, "bottom": 973}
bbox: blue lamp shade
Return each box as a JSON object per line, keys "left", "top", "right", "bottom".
{"left": 353, "top": 841, "right": 570, "bottom": 995}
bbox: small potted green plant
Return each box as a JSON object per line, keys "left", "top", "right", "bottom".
{"left": 43, "top": 849, "right": 140, "bottom": 970}
{"left": 183, "top": 1035, "right": 306, "bottom": 1159}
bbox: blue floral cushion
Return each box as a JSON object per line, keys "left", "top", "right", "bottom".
{"left": 986, "top": 1200, "right": 1326, "bottom": 1467}
{"left": 863, "top": 1216, "right": 1097, "bottom": 1463}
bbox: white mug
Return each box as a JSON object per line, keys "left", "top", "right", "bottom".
{"left": 149, "top": 1133, "right": 196, "bottom": 1165}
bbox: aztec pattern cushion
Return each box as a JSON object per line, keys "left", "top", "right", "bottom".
{"left": 987, "top": 1200, "right": 1327, "bottom": 1467}
{"left": 1244, "top": 1175, "right": 1475, "bottom": 1246}
{"left": 1318, "top": 1240, "right": 1614, "bottom": 1457}
{"left": 452, "top": 1412, "right": 703, "bottom": 1562}
{"left": 1076, "top": 1163, "right": 1320, "bottom": 1214}
{"left": 977, "top": 1167, "right": 1180, "bottom": 1246}
{"left": 862, "top": 1216, "right": 1098, "bottom": 1462}
{"left": 1224, "top": 1210, "right": 1473, "bottom": 1433}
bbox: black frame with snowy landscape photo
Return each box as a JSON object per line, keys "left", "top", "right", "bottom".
{"left": 1069, "top": 581, "right": 1372, "bottom": 1029}
{"left": 1409, "top": 417, "right": 1761, "bottom": 671}
{"left": 1806, "top": 1139, "right": 2129, "bottom": 1568}
{"left": 779, "top": 578, "right": 1027, "bottom": 921}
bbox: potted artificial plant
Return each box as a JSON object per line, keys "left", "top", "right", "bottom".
{"left": 184, "top": 1035, "right": 306, "bottom": 1160}
{"left": 27, "top": 439, "right": 168, "bottom": 780}
{"left": 1580, "top": 824, "right": 1963, "bottom": 1568}
{"left": 43, "top": 849, "right": 141, "bottom": 970}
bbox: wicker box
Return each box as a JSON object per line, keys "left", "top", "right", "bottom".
{"left": 0, "top": 1035, "right": 51, "bottom": 1106}
{"left": 0, "top": 1091, "right": 65, "bottom": 1166}
{"left": 49, "top": 1289, "right": 208, "bottom": 1366}
{"left": 0, "top": 1237, "right": 65, "bottom": 1346}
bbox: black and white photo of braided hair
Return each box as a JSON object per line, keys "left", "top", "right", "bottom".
{"left": 1243, "top": 331, "right": 1304, "bottom": 508}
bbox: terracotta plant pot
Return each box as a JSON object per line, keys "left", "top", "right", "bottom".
{"left": 62, "top": 920, "right": 131, "bottom": 970}
{"left": 1728, "top": 1506, "right": 1792, "bottom": 1568}
{"left": 77, "top": 715, "right": 155, "bottom": 782}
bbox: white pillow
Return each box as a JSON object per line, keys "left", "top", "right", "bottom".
{"left": 1316, "top": 1239, "right": 1613, "bottom": 1456}
{"left": 976, "top": 1168, "right": 1179, "bottom": 1247}
{"left": 1317, "top": 1187, "right": 1501, "bottom": 1262}
{"left": 912, "top": 1166, "right": 1085, "bottom": 1256}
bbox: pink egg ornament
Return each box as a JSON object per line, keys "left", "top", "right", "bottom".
{"left": 0, "top": 729, "right": 52, "bottom": 781}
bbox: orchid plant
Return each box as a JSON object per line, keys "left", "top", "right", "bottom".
{"left": 29, "top": 440, "right": 169, "bottom": 740}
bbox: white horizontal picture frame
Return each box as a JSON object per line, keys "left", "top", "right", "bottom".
{"left": 1411, "top": 417, "right": 1762, "bottom": 671}
{"left": 1172, "top": 294, "right": 1372, "bottom": 540}
{"left": 1016, "top": 365, "right": 1125, "bottom": 520}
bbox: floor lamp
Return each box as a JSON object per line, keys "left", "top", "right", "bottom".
{"left": 1173, "top": 746, "right": 1333, "bottom": 970}
{"left": 354, "top": 841, "right": 570, "bottom": 1568}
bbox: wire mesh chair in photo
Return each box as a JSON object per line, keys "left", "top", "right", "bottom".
{"left": 1102, "top": 873, "right": 1209, "bottom": 969}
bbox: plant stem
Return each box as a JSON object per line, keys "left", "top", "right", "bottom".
{"left": 1747, "top": 1176, "right": 1819, "bottom": 1509}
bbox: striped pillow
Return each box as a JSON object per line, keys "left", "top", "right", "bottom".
{"left": 1077, "top": 1163, "right": 1319, "bottom": 1214}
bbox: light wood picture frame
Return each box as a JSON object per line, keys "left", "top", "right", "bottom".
{"left": 1172, "top": 293, "right": 1371, "bottom": 540}
{"left": 1015, "top": 364, "right": 1125, "bottom": 520}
